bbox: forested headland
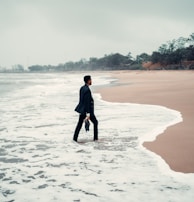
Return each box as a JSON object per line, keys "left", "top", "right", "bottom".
{"left": 1, "top": 33, "right": 194, "bottom": 72}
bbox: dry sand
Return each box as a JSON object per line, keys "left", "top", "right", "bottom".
{"left": 98, "top": 70, "right": 194, "bottom": 173}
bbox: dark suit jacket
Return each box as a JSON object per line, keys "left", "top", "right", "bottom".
{"left": 75, "top": 84, "right": 94, "bottom": 115}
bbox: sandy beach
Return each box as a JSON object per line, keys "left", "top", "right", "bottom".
{"left": 98, "top": 70, "right": 194, "bottom": 173}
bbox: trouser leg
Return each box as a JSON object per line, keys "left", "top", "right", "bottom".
{"left": 90, "top": 114, "right": 98, "bottom": 141}
{"left": 73, "top": 114, "right": 85, "bottom": 141}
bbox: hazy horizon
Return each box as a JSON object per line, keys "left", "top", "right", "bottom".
{"left": 0, "top": 0, "right": 194, "bottom": 68}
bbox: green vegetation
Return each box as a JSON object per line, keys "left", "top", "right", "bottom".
{"left": 28, "top": 33, "right": 194, "bottom": 71}
{"left": 2, "top": 33, "right": 194, "bottom": 72}
{"left": 149, "top": 33, "right": 194, "bottom": 69}
{"left": 28, "top": 52, "right": 139, "bottom": 72}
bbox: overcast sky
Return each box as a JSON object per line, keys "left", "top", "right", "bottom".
{"left": 0, "top": 0, "right": 193, "bottom": 67}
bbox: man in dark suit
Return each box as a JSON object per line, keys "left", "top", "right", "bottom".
{"left": 73, "top": 75, "right": 98, "bottom": 142}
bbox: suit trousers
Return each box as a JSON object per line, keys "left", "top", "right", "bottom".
{"left": 73, "top": 114, "right": 98, "bottom": 141}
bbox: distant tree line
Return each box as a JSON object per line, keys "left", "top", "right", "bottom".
{"left": 0, "top": 64, "right": 25, "bottom": 73}
{"left": 28, "top": 52, "right": 139, "bottom": 72}
{"left": 27, "top": 32, "right": 194, "bottom": 71}
{"left": 149, "top": 33, "right": 194, "bottom": 69}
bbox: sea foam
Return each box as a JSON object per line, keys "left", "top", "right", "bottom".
{"left": 0, "top": 73, "right": 193, "bottom": 202}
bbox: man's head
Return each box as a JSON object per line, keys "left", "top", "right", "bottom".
{"left": 84, "top": 75, "right": 92, "bottom": 85}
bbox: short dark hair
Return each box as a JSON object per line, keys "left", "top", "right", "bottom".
{"left": 84, "top": 75, "right": 91, "bottom": 83}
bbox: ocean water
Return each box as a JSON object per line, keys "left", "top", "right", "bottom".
{"left": 0, "top": 72, "right": 194, "bottom": 202}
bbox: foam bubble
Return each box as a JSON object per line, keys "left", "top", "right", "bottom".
{"left": 0, "top": 72, "right": 193, "bottom": 202}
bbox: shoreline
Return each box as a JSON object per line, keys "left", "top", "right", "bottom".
{"left": 97, "top": 70, "right": 194, "bottom": 173}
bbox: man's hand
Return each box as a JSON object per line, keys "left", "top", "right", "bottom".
{"left": 86, "top": 113, "right": 90, "bottom": 120}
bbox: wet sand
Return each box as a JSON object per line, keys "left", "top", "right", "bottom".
{"left": 98, "top": 70, "right": 194, "bottom": 173}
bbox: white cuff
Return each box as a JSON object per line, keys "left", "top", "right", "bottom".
{"left": 86, "top": 113, "right": 90, "bottom": 117}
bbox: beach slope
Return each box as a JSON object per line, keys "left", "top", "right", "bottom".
{"left": 98, "top": 70, "right": 194, "bottom": 173}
